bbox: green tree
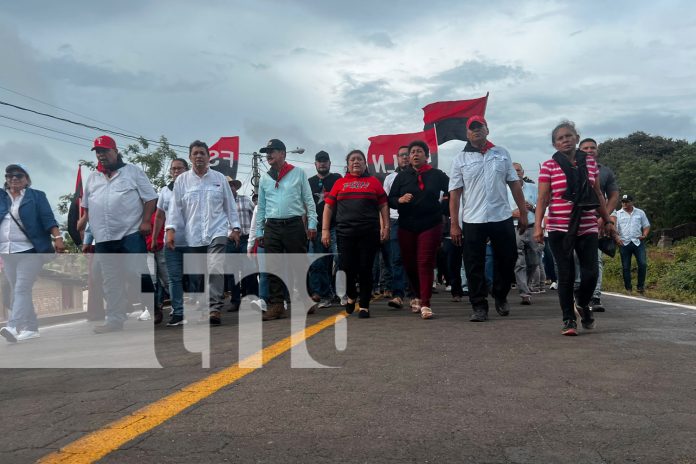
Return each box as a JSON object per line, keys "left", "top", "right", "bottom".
{"left": 599, "top": 132, "right": 696, "bottom": 230}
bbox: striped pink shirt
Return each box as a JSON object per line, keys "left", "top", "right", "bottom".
{"left": 539, "top": 155, "right": 599, "bottom": 235}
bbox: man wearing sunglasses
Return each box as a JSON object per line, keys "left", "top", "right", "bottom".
{"left": 307, "top": 151, "right": 342, "bottom": 309}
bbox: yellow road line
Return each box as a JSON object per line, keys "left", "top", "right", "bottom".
{"left": 38, "top": 313, "right": 347, "bottom": 464}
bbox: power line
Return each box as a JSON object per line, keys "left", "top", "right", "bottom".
{"left": 0, "top": 113, "right": 94, "bottom": 142}
{"left": 0, "top": 122, "right": 90, "bottom": 148}
{"left": 0, "top": 83, "right": 141, "bottom": 136}
{"left": 0, "top": 99, "right": 190, "bottom": 149}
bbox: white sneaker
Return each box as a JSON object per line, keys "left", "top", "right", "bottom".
{"left": 0, "top": 326, "right": 19, "bottom": 343}
{"left": 550, "top": 282, "right": 558, "bottom": 290}
{"left": 17, "top": 330, "right": 40, "bottom": 341}
{"left": 318, "top": 298, "right": 332, "bottom": 308}
{"left": 445, "top": 285, "right": 452, "bottom": 292}
{"left": 138, "top": 309, "right": 152, "bottom": 321}
{"left": 250, "top": 299, "right": 267, "bottom": 312}
{"left": 340, "top": 295, "right": 348, "bottom": 306}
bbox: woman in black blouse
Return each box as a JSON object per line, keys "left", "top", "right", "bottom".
{"left": 387, "top": 140, "right": 449, "bottom": 319}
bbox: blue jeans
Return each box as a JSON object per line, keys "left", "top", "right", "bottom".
{"left": 94, "top": 232, "right": 154, "bottom": 325}
{"left": 620, "top": 241, "right": 647, "bottom": 291}
{"left": 389, "top": 219, "right": 406, "bottom": 298}
{"left": 165, "top": 246, "right": 185, "bottom": 317}
{"left": 255, "top": 245, "right": 288, "bottom": 302}
{"left": 3, "top": 249, "right": 44, "bottom": 331}
{"left": 308, "top": 229, "right": 336, "bottom": 298}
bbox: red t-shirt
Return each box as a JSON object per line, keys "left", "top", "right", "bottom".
{"left": 538, "top": 155, "right": 599, "bottom": 235}
{"left": 145, "top": 212, "right": 164, "bottom": 249}
{"left": 325, "top": 173, "right": 387, "bottom": 236}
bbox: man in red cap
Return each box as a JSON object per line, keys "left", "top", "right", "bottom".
{"left": 82, "top": 135, "right": 159, "bottom": 333}
{"left": 448, "top": 116, "right": 528, "bottom": 322}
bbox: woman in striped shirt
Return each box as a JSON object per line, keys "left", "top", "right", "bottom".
{"left": 533, "top": 121, "right": 614, "bottom": 336}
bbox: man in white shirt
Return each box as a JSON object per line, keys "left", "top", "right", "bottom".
{"left": 166, "top": 140, "right": 241, "bottom": 325}
{"left": 382, "top": 145, "right": 410, "bottom": 308}
{"left": 449, "top": 116, "right": 528, "bottom": 322}
{"left": 613, "top": 194, "right": 650, "bottom": 294}
{"left": 82, "top": 135, "right": 158, "bottom": 333}
{"left": 509, "top": 163, "right": 539, "bottom": 305}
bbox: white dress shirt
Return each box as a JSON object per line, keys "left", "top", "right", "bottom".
{"left": 166, "top": 168, "right": 240, "bottom": 247}
{"left": 157, "top": 187, "right": 186, "bottom": 247}
{"left": 613, "top": 207, "right": 650, "bottom": 246}
{"left": 382, "top": 171, "right": 400, "bottom": 220}
{"left": 82, "top": 164, "right": 158, "bottom": 243}
{"left": 448, "top": 145, "right": 518, "bottom": 224}
{"left": 0, "top": 189, "right": 33, "bottom": 254}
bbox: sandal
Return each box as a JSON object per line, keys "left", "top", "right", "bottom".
{"left": 410, "top": 298, "right": 421, "bottom": 313}
{"left": 358, "top": 308, "right": 370, "bottom": 318}
{"left": 420, "top": 306, "right": 433, "bottom": 320}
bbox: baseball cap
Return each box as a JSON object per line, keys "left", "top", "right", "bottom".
{"left": 467, "top": 115, "right": 488, "bottom": 129}
{"left": 315, "top": 150, "right": 330, "bottom": 161}
{"left": 260, "top": 139, "right": 286, "bottom": 153}
{"left": 91, "top": 135, "right": 117, "bottom": 151}
{"left": 621, "top": 194, "right": 634, "bottom": 202}
{"left": 5, "top": 163, "right": 29, "bottom": 176}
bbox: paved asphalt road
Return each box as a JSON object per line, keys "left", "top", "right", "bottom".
{"left": 1, "top": 289, "right": 695, "bottom": 463}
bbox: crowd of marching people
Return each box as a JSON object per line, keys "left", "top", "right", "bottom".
{"left": 1, "top": 115, "right": 653, "bottom": 343}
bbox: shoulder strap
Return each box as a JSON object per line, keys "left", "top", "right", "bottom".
{"left": 8, "top": 210, "right": 30, "bottom": 239}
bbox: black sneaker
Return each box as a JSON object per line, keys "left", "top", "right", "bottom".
{"left": 469, "top": 310, "right": 488, "bottom": 322}
{"left": 495, "top": 299, "right": 510, "bottom": 316}
{"left": 561, "top": 319, "right": 577, "bottom": 336}
{"left": 590, "top": 298, "right": 605, "bottom": 312}
{"left": 166, "top": 315, "right": 186, "bottom": 326}
{"left": 574, "top": 304, "right": 596, "bottom": 330}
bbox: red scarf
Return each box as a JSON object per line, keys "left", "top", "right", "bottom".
{"left": 272, "top": 163, "right": 295, "bottom": 188}
{"left": 479, "top": 140, "right": 495, "bottom": 154}
{"left": 416, "top": 164, "right": 433, "bottom": 190}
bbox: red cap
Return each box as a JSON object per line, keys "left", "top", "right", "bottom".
{"left": 91, "top": 135, "right": 117, "bottom": 151}
{"left": 467, "top": 115, "right": 488, "bottom": 129}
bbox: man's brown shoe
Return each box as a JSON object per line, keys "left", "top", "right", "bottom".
{"left": 209, "top": 311, "right": 221, "bottom": 325}
{"left": 262, "top": 303, "right": 284, "bottom": 321}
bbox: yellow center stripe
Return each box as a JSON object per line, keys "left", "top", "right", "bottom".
{"left": 38, "top": 313, "right": 347, "bottom": 464}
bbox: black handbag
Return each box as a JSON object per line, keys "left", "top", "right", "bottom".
{"left": 598, "top": 236, "right": 616, "bottom": 258}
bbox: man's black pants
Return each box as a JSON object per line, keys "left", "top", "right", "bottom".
{"left": 462, "top": 218, "right": 517, "bottom": 311}
{"left": 263, "top": 217, "right": 307, "bottom": 304}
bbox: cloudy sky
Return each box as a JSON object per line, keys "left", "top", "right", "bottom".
{"left": 1, "top": 0, "right": 695, "bottom": 217}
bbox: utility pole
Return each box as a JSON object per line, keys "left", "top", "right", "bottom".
{"left": 250, "top": 152, "right": 262, "bottom": 195}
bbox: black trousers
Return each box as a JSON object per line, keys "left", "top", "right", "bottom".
{"left": 337, "top": 231, "right": 380, "bottom": 309}
{"left": 263, "top": 217, "right": 307, "bottom": 304}
{"left": 443, "top": 239, "right": 464, "bottom": 297}
{"left": 547, "top": 231, "right": 598, "bottom": 321}
{"left": 462, "top": 218, "right": 517, "bottom": 311}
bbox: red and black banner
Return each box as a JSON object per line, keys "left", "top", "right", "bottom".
{"left": 67, "top": 166, "right": 83, "bottom": 246}
{"left": 422, "top": 94, "right": 489, "bottom": 145}
{"left": 366, "top": 128, "right": 438, "bottom": 181}
{"left": 209, "top": 136, "right": 240, "bottom": 179}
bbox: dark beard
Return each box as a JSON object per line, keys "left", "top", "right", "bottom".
{"left": 317, "top": 167, "right": 330, "bottom": 176}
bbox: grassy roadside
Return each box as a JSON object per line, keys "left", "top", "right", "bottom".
{"left": 601, "top": 237, "right": 696, "bottom": 305}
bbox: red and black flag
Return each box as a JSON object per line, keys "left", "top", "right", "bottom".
{"left": 366, "top": 128, "right": 438, "bottom": 182}
{"left": 66, "top": 166, "right": 83, "bottom": 246}
{"left": 422, "top": 93, "right": 489, "bottom": 145}
{"left": 209, "top": 136, "right": 240, "bottom": 179}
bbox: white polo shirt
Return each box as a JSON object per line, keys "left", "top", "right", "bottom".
{"left": 83, "top": 164, "right": 158, "bottom": 243}
{"left": 448, "top": 145, "right": 518, "bottom": 224}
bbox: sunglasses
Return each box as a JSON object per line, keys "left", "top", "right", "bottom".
{"left": 5, "top": 173, "right": 26, "bottom": 180}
